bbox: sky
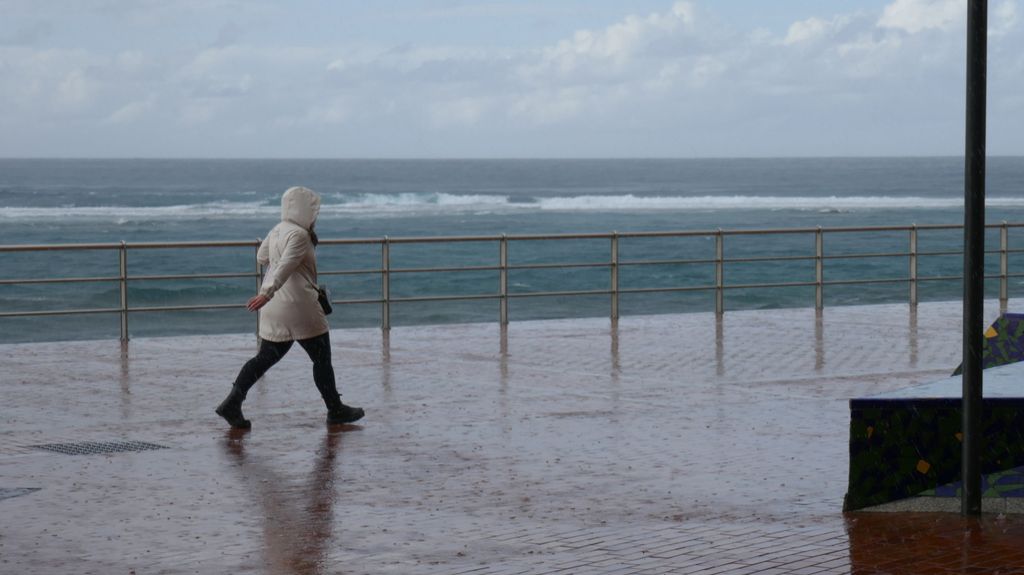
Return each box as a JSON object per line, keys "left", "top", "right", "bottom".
{"left": 1, "top": 0, "right": 1022, "bottom": 158}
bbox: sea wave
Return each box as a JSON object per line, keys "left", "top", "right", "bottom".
{"left": 4, "top": 194, "right": 1024, "bottom": 220}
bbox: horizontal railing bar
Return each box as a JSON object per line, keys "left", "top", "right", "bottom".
{"left": 129, "top": 272, "right": 257, "bottom": 282}
{"left": 917, "top": 250, "right": 964, "bottom": 257}
{"left": 822, "top": 252, "right": 909, "bottom": 260}
{"left": 619, "top": 258, "right": 717, "bottom": 266}
{"left": 723, "top": 255, "right": 817, "bottom": 264}
{"left": 319, "top": 269, "right": 383, "bottom": 277}
{"left": 915, "top": 275, "right": 962, "bottom": 282}
{"left": 821, "top": 277, "right": 910, "bottom": 286}
{"left": 723, "top": 280, "right": 818, "bottom": 290}
{"left": 5, "top": 222, "right": 1024, "bottom": 254}
{"left": 619, "top": 285, "right": 716, "bottom": 294}
{"left": 387, "top": 293, "right": 500, "bottom": 303}
{"left": 332, "top": 298, "right": 385, "bottom": 305}
{"left": 390, "top": 265, "right": 502, "bottom": 274}
{"left": 0, "top": 275, "right": 120, "bottom": 286}
{"left": 0, "top": 243, "right": 123, "bottom": 252}
{"left": 480, "top": 233, "right": 617, "bottom": 242}
{"left": 123, "top": 241, "right": 260, "bottom": 250}
{"left": 127, "top": 303, "right": 245, "bottom": 313}
{"left": 0, "top": 307, "right": 121, "bottom": 318}
{"left": 507, "top": 262, "right": 610, "bottom": 271}
{"left": 507, "top": 289, "right": 611, "bottom": 298}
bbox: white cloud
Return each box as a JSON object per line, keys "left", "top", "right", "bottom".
{"left": 428, "top": 96, "right": 490, "bottom": 128}
{"left": 509, "top": 88, "right": 585, "bottom": 125}
{"left": 179, "top": 98, "right": 221, "bottom": 124}
{"left": 106, "top": 95, "right": 156, "bottom": 124}
{"left": 784, "top": 16, "right": 850, "bottom": 45}
{"left": 992, "top": 1, "right": 1019, "bottom": 36}
{"left": 877, "top": 0, "right": 962, "bottom": 34}
{"left": 524, "top": 1, "right": 697, "bottom": 77}
{"left": 55, "top": 69, "right": 96, "bottom": 108}
{"left": 5, "top": 1, "right": 1024, "bottom": 157}
{"left": 306, "top": 98, "right": 350, "bottom": 125}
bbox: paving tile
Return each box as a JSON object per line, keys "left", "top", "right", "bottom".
{"left": 3, "top": 300, "right": 1024, "bottom": 574}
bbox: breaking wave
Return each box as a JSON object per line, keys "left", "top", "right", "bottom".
{"left": 5, "top": 194, "right": 1024, "bottom": 220}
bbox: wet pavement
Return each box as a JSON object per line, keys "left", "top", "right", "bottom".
{"left": 3, "top": 300, "right": 1024, "bottom": 574}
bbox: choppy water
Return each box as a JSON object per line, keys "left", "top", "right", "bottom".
{"left": 2, "top": 157, "right": 1024, "bottom": 343}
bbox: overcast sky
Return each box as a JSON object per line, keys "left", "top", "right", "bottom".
{"left": 1, "top": 0, "right": 1022, "bottom": 158}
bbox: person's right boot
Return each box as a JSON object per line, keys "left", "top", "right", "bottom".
{"left": 326, "top": 401, "right": 365, "bottom": 425}
{"left": 215, "top": 387, "right": 252, "bottom": 429}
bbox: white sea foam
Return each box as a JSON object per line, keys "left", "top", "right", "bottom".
{"left": 5, "top": 194, "right": 1024, "bottom": 220}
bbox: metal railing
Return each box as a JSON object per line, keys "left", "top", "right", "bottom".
{"left": 2, "top": 222, "right": 1022, "bottom": 342}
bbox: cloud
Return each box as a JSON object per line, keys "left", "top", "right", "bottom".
{"left": 992, "top": 1, "right": 1019, "bottom": 36}
{"left": 877, "top": 0, "right": 963, "bottom": 34}
{"left": 105, "top": 95, "right": 156, "bottom": 124}
{"left": 4, "top": 0, "right": 1024, "bottom": 157}
{"left": 783, "top": 16, "right": 851, "bottom": 45}
{"left": 509, "top": 88, "right": 586, "bottom": 125}
{"left": 0, "top": 20, "right": 53, "bottom": 46}
{"left": 523, "top": 1, "right": 698, "bottom": 78}
{"left": 428, "top": 96, "right": 490, "bottom": 128}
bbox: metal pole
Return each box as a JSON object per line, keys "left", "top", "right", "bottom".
{"left": 119, "top": 241, "right": 128, "bottom": 343}
{"left": 909, "top": 225, "right": 919, "bottom": 307}
{"left": 715, "top": 230, "right": 724, "bottom": 315}
{"left": 1000, "top": 222, "right": 1008, "bottom": 312}
{"left": 610, "top": 232, "right": 619, "bottom": 321}
{"left": 255, "top": 239, "right": 262, "bottom": 347}
{"left": 815, "top": 227, "right": 824, "bottom": 311}
{"left": 962, "top": 0, "right": 987, "bottom": 517}
{"left": 382, "top": 237, "right": 391, "bottom": 331}
{"left": 499, "top": 234, "right": 509, "bottom": 325}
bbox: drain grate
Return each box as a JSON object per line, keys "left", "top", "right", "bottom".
{"left": 0, "top": 488, "right": 41, "bottom": 501}
{"left": 31, "top": 440, "right": 168, "bottom": 456}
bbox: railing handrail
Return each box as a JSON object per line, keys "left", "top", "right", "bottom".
{"left": 4, "top": 221, "right": 1024, "bottom": 253}
{"left": 1, "top": 221, "right": 1018, "bottom": 343}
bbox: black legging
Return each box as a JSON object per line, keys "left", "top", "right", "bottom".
{"left": 232, "top": 332, "right": 339, "bottom": 404}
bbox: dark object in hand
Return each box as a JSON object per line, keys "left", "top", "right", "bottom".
{"left": 317, "top": 284, "right": 332, "bottom": 315}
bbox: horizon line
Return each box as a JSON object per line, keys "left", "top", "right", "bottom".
{"left": 3, "top": 154, "right": 1024, "bottom": 161}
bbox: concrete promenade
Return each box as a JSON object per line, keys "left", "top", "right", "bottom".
{"left": 3, "top": 300, "right": 1024, "bottom": 574}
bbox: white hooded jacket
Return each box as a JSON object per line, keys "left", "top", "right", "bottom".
{"left": 256, "top": 186, "right": 329, "bottom": 342}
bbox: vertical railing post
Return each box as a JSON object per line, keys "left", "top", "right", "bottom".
{"left": 381, "top": 237, "right": 391, "bottom": 331}
{"left": 255, "top": 239, "right": 262, "bottom": 345}
{"left": 1000, "top": 221, "right": 1009, "bottom": 312}
{"left": 909, "top": 225, "right": 919, "bottom": 307}
{"left": 118, "top": 241, "right": 129, "bottom": 343}
{"left": 610, "top": 232, "right": 619, "bottom": 321}
{"left": 715, "top": 230, "right": 724, "bottom": 315}
{"left": 815, "top": 227, "right": 824, "bottom": 311}
{"left": 499, "top": 234, "right": 509, "bottom": 325}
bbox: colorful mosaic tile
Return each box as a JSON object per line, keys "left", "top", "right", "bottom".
{"left": 952, "top": 313, "right": 1024, "bottom": 374}
{"left": 920, "top": 465, "right": 1024, "bottom": 497}
{"left": 844, "top": 398, "right": 1024, "bottom": 511}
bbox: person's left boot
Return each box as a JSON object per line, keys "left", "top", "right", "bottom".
{"left": 215, "top": 387, "right": 252, "bottom": 429}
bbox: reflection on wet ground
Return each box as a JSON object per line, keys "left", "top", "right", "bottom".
{"left": 2, "top": 300, "right": 1024, "bottom": 574}
{"left": 223, "top": 427, "right": 358, "bottom": 575}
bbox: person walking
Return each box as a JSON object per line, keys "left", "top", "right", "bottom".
{"left": 216, "top": 186, "right": 364, "bottom": 429}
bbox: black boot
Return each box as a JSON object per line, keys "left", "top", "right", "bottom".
{"left": 215, "top": 387, "right": 252, "bottom": 429}
{"left": 326, "top": 402, "right": 365, "bottom": 425}
{"left": 311, "top": 364, "right": 364, "bottom": 424}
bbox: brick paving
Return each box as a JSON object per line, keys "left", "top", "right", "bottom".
{"left": 2, "top": 300, "right": 1024, "bottom": 574}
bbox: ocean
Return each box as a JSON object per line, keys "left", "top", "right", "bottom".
{"left": 3, "top": 157, "right": 1024, "bottom": 344}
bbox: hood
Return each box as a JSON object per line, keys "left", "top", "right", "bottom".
{"left": 280, "top": 186, "right": 321, "bottom": 230}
